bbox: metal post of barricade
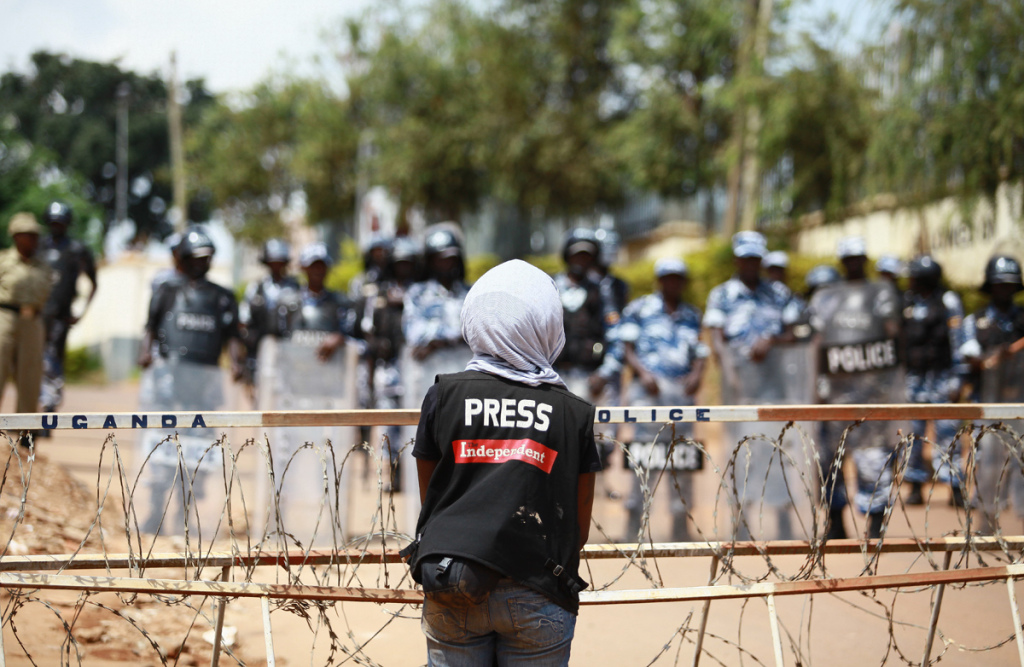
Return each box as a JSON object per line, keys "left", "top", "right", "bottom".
{"left": 922, "top": 551, "right": 953, "bottom": 665}
{"left": 767, "top": 593, "right": 784, "bottom": 667}
{"left": 262, "top": 596, "right": 276, "bottom": 666}
{"left": 691, "top": 555, "right": 719, "bottom": 667}
{"left": 1008, "top": 576, "right": 1024, "bottom": 666}
{"left": 0, "top": 608, "right": 6, "bottom": 667}
{"left": 210, "top": 565, "right": 231, "bottom": 667}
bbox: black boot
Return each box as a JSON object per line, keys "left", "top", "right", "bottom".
{"left": 950, "top": 485, "right": 967, "bottom": 508}
{"left": 905, "top": 482, "right": 923, "bottom": 506}
{"left": 867, "top": 512, "right": 885, "bottom": 539}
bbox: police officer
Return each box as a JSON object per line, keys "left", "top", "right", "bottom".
{"left": 618, "top": 258, "right": 708, "bottom": 541}
{"left": 239, "top": 239, "right": 300, "bottom": 402}
{"left": 137, "top": 227, "right": 243, "bottom": 534}
{"left": 809, "top": 237, "right": 903, "bottom": 539}
{"left": 138, "top": 226, "right": 244, "bottom": 377}
{"left": 554, "top": 229, "right": 607, "bottom": 399}
{"left": 363, "top": 237, "right": 420, "bottom": 490}
{"left": 403, "top": 225, "right": 470, "bottom": 363}
{"left": 0, "top": 213, "right": 52, "bottom": 426}
{"left": 278, "top": 243, "right": 357, "bottom": 360}
{"left": 349, "top": 234, "right": 392, "bottom": 301}
{"left": 705, "top": 232, "right": 795, "bottom": 365}
{"left": 960, "top": 256, "right": 1024, "bottom": 532}
{"left": 705, "top": 231, "right": 798, "bottom": 539}
{"left": 38, "top": 201, "right": 97, "bottom": 415}
{"left": 403, "top": 260, "right": 600, "bottom": 664}
{"left": 902, "top": 255, "right": 966, "bottom": 507}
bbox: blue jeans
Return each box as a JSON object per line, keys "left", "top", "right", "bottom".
{"left": 422, "top": 580, "right": 576, "bottom": 667}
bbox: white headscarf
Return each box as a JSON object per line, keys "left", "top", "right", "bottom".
{"left": 461, "top": 259, "right": 566, "bottom": 388}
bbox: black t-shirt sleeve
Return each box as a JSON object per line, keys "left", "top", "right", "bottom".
{"left": 580, "top": 420, "right": 602, "bottom": 473}
{"left": 412, "top": 383, "right": 441, "bottom": 461}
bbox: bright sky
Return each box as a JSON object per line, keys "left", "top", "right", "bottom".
{"left": 0, "top": 0, "right": 881, "bottom": 94}
{"left": 0, "top": 0, "right": 375, "bottom": 92}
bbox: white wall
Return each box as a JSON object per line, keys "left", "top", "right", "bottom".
{"left": 794, "top": 182, "right": 1024, "bottom": 285}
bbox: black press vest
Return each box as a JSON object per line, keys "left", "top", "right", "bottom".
{"left": 411, "top": 371, "right": 595, "bottom": 613}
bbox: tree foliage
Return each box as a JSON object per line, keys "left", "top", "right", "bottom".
{"left": 0, "top": 51, "right": 214, "bottom": 239}
{"left": 867, "top": 0, "right": 1024, "bottom": 204}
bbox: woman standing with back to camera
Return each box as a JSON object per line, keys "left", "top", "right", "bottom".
{"left": 402, "top": 259, "right": 601, "bottom": 666}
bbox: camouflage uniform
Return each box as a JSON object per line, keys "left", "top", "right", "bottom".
{"left": 703, "top": 277, "right": 796, "bottom": 357}
{"left": 617, "top": 292, "right": 709, "bottom": 539}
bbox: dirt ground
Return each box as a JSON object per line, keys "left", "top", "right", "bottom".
{"left": 2, "top": 379, "right": 1023, "bottom": 666}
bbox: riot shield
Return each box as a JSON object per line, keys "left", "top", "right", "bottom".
{"left": 718, "top": 342, "right": 817, "bottom": 539}
{"left": 257, "top": 338, "right": 358, "bottom": 548}
{"left": 622, "top": 377, "right": 698, "bottom": 542}
{"left": 136, "top": 357, "right": 227, "bottom": 541}
{"left": 810, "top": 280, "right": 908, "bottom": 516}
{"left": 981, "top": 348, "right": 1024, "bottom": 403}
{"left": 399, "top": 344, "right": 473, "bottom": 536}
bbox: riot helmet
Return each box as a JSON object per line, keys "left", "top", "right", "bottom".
{"left": 805, "top": 264, "right": 841, "bottom": 293}
{"left": 561, "top": 228, "right": 600, "bottom": 263}
{"left": 424, "top": 227, "right": 462, "bottom": 259}
{"left": 260, "top": 238, "right": 291, "bottom": 264}
{"left": 424, "top": 225, "right": 464, "bottom": 283}
{"left": 392, "top": 236, "right": 420, "bottom": 263}
{"left": 178, "top": 227, "right": 216, "bottom": 258}
{"left": 42, "top": 201, "right": 73, "bottom": 227}
{"left": 178, "top": 226, "right": 215, "bottom": 279}
{"left": 907, "top": 255, "right": 943, "bottom": 291}
{"left": 982, "top": 255, "right": 1024, "bottom": 294}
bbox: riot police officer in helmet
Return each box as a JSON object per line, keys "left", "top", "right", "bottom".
{"left": 239, "top": 238, "right": 300, "bottom": 402}
{"left": 138, "top": 226, "right": 244, "bottom": 377}
{"left": 902, "top": 255, "right": 967, "bottom": 507}
{"left": 554, "top": 229, "right": 606, "bottom": 397}
{"left": 39, "top": 201, "right": 98, "bottom": 415}
{"left": 406, "top": 226, "right": 468, "bottom": 362}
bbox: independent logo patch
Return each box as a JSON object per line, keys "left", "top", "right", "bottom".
{"left": 453, "top": 439, "right": 558, "bottom": 474}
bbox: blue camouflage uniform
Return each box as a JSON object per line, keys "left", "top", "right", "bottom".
{"left": 402, "top": 279, "right": 470, "bottom": 349}
{"left": 904, "top": 289, "right": 967, "bottom": 488}
{"left": 616, "top": 292, "right": 710, "bottom": 539}
{"left": 960, "top": 304, "right": 1024, "bottom": 378}
{"left": 704, "top": 277, "right": 796, "bottom": 357}
{"left": 617, "top": 293, "right": 709, "bottom": 380}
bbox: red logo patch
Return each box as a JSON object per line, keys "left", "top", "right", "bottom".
{"left": 453, "top": 438, "right": 558, "bottom": 474}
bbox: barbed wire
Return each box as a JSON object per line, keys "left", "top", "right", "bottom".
{"left": 0, "top": 412, "right": 1022, "bottom": 665}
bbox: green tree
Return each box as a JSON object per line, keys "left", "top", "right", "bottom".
{"left": 758, "top": 35, "right": 877, "bottom": 219}
{"left": 189, "top": 78, "right": 360, "bottom": 242}
{"left": 606, "top": 0, "right": 737, "bottom": 203}
{"left": 0, "top": 51, "right": 214, "bottom": 238}
{"left": 867, "top": 0, "right": 1024, "bottom": 204}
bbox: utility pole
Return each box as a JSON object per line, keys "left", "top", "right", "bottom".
{"left": 738, "top": 0, "right": 773, "bottom": 232}
{"left": 723, "top": 0, "right": 774, "bottom": 235}
{"left": 115, "top": 82, "right": 131, "bottom": 225}
{"left": 167, "top": 52, "right": 188, "bottom": 232}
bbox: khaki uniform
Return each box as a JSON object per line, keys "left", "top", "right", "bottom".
{"left": 0, "top": 248, "right": 53, "bottom": 413}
